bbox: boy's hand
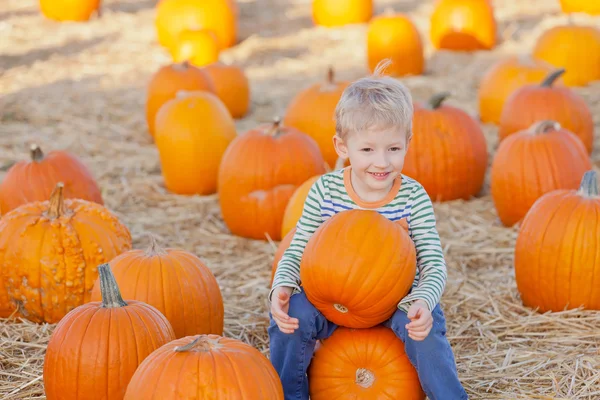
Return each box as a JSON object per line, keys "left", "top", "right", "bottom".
{"left": 271, "top": 286, "right": 299, "bottom": 334}
{"left": 405, "top": 300, "right": 433, "bottom": 341}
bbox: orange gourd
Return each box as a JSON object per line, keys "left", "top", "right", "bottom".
{"left": 300, "top": 209, "right": 416, "bottom": 328}
{"left": 0, "top": 183, "right": 132, "bottom": 323}
{"left": 90, "top": 236, "right": 223, "bottom": 338}
{"left": 202, "top": 62, "right": 251, "bottom": 119}
{"left": 0, "top": 144, "right": 103, "bottom": 215}
{"left": 218, "top": 119, "right": 326, "bottom": 241}
{"left": 478, "top": 55, "right": 560, "bottom": 124}
{"left": 309, "top": 326, "right": 424, "bottom": 399}
{"left": 154, "top": 90, "right": 236, "bottom": 195}
{"left": 430, "top": 0, "right": 496, "bottom": 51}
{"left": 312, "top": 0, "right": 373, "bottom": 27}
{"left": 532, "top": 24, "right": 600, "bottom": 86}
{"left": 271, "top": 227, "right": 296, "bottom": 286}
{"left": 404, "top": 93, "right": 488, "bottom": 202}
{"left": 171, "top": 29, "right": 220, "bottom": 67}
{"left": 145, "top": 61, "right": 216, "bottom": 137}
{"left": 40, "top": 0, "right": 100, "bottom": 21}
{"left": 490, "top": 120, "right": 591, "bottom": 227}
{"left": 124, "top": 335, "right": 284, "bottom": 399}
{"left": 284, "top": 67, "right": 349, "bottom": 168}
{"left": 43, "top": 263, "right": 175, "bottom": 400}
{"left": 515, "top": 170, "right": 600, "bottom": 312}
{"left": 559, "top": 0, "right": 600, "bottom": 14}
{"left": 499, "top": 69, "right": 594, "bottom": 153}
{"left": 366, "top": 11, "right": 424, "bottom": 76}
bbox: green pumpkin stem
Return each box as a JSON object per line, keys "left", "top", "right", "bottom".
{"left": 47, "top": 183, "right": 66, "bottom": 219}
{"left": 30, "top": 144, "right": 44, "bottom": 162}
{"left": 175, "top": 335, "right": 217, "bottom": 352}
{"left": 578, "top": 170, "right": 599, "bottom": 197}
{"left": 98, "top": 263, "right": 127, "bottom": 308}
{"left": 426, "top": 92, "right": 451, "bottom": 110}
{"left": 540, "top": 69, "right": 565, "bottom": 87}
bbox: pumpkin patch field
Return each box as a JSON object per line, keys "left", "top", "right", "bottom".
{"left": 1, "top": 0, "right": 600, "bottom": 398}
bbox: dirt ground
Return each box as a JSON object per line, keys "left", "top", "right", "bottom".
{"left": 1, "top": 0, "right": 600, "bottom": 398}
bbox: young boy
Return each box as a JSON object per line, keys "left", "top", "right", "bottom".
{"left": 268, "top": 61, "right": 467, "bottom": 400}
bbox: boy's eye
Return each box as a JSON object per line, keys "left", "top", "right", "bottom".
{"left": 360, "top": 148, "right": 373, "bottom": 152}
{"left": 390, "top": 147, "right": 402, "bottom": 151}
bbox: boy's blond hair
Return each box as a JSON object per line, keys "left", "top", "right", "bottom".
{"left": 334, "top": 59, "right": 413, "bottom": 140}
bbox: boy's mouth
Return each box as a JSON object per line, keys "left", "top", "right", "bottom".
{"left": 368, "top": 172, "right": 391, "bottom": 181}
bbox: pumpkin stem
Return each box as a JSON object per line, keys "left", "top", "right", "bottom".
{"left": 30, "top": 144, "right": 44, "bottom": 162}
{"left": 145, "top": 233, "right": 168, "bottom": 256}
{"left": 355, "top": 368, "right": 375, "bottom": 388}
{"left": 47, "top": 183, "right": 66, "bottom": 219}
{"left": 175, "top": 335, "right": 219, "bottom": 352}
{"left": 327, "top": 66, "right": 334, "bottom": 85}
{"left": 541, "top": 69, "right": 565, "bottom": 87}
{"left": 530, "top": 120, "right": 561, "bottom": 135}
{"left": 426, "top": 92, "right": 451, "bottom": 110}
{"left": 578, "top": 170, "right": 599, "bottom": 198}
{"left": 267, "top": 117, "right": 282, "bottom": 136}
{"left": 98, "top": 263, "right": 128, "bottom": 309}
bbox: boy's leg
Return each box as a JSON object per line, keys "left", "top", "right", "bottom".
{"left": 268, "top": 290, "right": 337, "bottom": 400}
{"left": 385, "top": 304, "right": 468, "bottom": 400}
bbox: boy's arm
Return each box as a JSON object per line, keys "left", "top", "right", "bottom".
{"left": 398, "top": 185, "right": 447, "bottom": 312}
{"left": 269, "top": 176, "right": 326, "bottom": 302}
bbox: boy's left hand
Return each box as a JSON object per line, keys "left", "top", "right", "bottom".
{"left": 405, "top": 300, "right": 433, "bottom": 341}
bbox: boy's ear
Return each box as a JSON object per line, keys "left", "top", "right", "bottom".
{"left": 332, "top": 134, "right": 349, "bottom": 159}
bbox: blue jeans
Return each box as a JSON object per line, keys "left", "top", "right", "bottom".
{"left": 268, "top": 290, "right": 468, "bottom": 400}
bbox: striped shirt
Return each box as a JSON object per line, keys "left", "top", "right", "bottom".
{"left": 270, "top": 167, "right": 447, "bottom": 313}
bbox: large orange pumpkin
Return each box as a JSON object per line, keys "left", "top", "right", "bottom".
{"left": 499, "top": 69, "right": 594, "bottom": 153}
{"left": 490, "top": 120, "right": 591, "bottom": 227}
{"left": 145, "top": 61, "right": 215, "bottom": 137}
{"left": 40, "top": 0, "right": 100, "bottom": 21}
{"left": 0, "top": 183, "right": 132, "bottom": 323}
{"left": 560, "top": 0, "right": 600, "bottom": 14}
{"left": 404, "top": 92, "right": 488, "bottom": 202}
{"left": 154, "top": 90, "right": 237, "bottom": 195}
{"left": 283, "top": 68, "right": 349, "bottom": 167}
{"left": 202, "top": 62, "right": 251, "bottom": 119}
{"left": 170, "top": 29, "right": 220, "bottom": 67}
{"left": 532, "top": 25, "right": 600, "bottom": 86}
{"left": 312, "top": 0, "right": 373, "bottom": 27}
{"left": 218, "top": 119, "right": 326, "bottom": 241}
{"left": 430, "top": 0, "right": 496, "bottom": 51}
{"left": 300, "top": 210, "right": 416, "bottom": 328}
{"left": 43, "top": 263, "right": 175, "bottom": 400}
{"left": 515, "top": 170, "right": 600, "bottom": 313}
{"left": 366, "top": 11, "right": 424, "bottom": 76}
{"left": 90, "top": 235, "right": 224, "bottom": 338}
{"left": 478, "top": 55, "right": 560, "bottom": 124}
{"left": 309, "top": 326, "right": 424, "bottom": 399}
{"left": 0, "top": 144, "right": 103, "bottom": 215}
{"left": 124, "top": 335, "right": 284, "bottom": 399}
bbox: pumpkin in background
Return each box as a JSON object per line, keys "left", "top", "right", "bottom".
{"left": 124, "top": 335, "right": 284, "bottom": 399}
{"left": 532, "top": 25, "right": 600, "bottom": 86}
{"left": 366, "top": 11, "right": 424, "bottom": 76}
{"left": 155, "top": 0, "right": 237, "bottom": 51}
{"left": 300, "top": 210, "right": 416, "bottom": 328}
{"left": 218, "top": 119, "right": 326, "bottom": 241}
{"left": 0, "top": 183, "right": 132, "bottom": 323}
{"left": 499, "top": 69, "right": 594, "bottom": 153}
{"left": 170, "top": 29, "right": 220, "bottom": 67}
{"left": 403, "top": 92, "right": 488, "bottom": 202}
{"left": 490, "top": 121, "right": 591, "bottom": 227}
{"left": 146, "top": 61, "right": 215, "bottom": 137}
{"left": 202, "top": 62, "right": 251, "bottom": 119}
{"left": 154, "top": 90, "right": 236, "bottom": 195}
{"left": 430, "top": 0, "right": 496, "bottom": 51}
{"left": 312, "top": 0, "right": 373, "bottom": 27}
{"left": 559, "top": 0, "right": 600, "bottom": 14}
{"left": 271, "top": 227, "right": 296, "bottom": 286}
{"left": 478, "top": 55, "right": 561, "bottom": 124}
{"left": 90, "top": 235, "right": 224, "bottom": 338}
{"left": 0, "top": 144, "right": 103, "bottom": 215}
{"left": 40, "top": 0, "right": 100, "bottom": 21}
{"left": 284, "top": 67, "right": 349, "bottom": 168}
{"left": 309, "top": 326, "right": 424, "bottom": 399}
{"left": 43, "top": 263, "right": 175, "bottom": 400}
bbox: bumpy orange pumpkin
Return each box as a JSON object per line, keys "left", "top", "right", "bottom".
{"left": 301, "top": 210, "right": 416, "bottom": 328}
{"left": 560, "top": 0, "right": 600, "bottom": 14}
{"left": 491, "top": 120, "right": 591, "bottom": 227}
{"left": 366, "top": 11, "right": 424, "bottom": 76}
{"left": 146, "top": 61, "right": 215, "bottom": 137}
{"left": 0, "top": 144, "right": 103, "bottom": 215}
{"left": 90, "top": 236, "right": 224, "bottom": 338}
{"left": 284, "top": 68, "right": 349, "bottom": 167}
{"left": 154, "top": 90, "right": 236, "bottom": 195}
{"left": 43, "top": 263, "right": 175, "bottom": 400}
{"left": 0, "top": 183, "right": 132, "bottom": 323}
{"left": 312, "top": 0, "right": 373, "bottom": 27}
{"left": 430, "top": 0, "right": 496, "bottom": 51}
{"left": 124, "top": 335, "right": 284, "bottom": 399}
{"left": 170, "top": 29, "right": 220, "bottom": 67}
{"left": 532, "top": 25, "right": 600, "bottom": 86}
{"left": 515, "top": 170, "right": 600, "bottom": 313}
{"left": 40, "top": 0, "right": 100, "bottom": 21}
{"left": 499, "top": 69, "right": 594, "bottom": 153}
{"left": 219, "top": 119, "right": 326, "bottom": 241}
{"left": 478, "top": 56, "right": 561, "bottom": 124}
{"left": 202, "top": 62, "right": 251, "bottom": 119}
{"left": 404, "top": 93, "right": 488, "bottom": 202}
{"left": 309, "top": 326, "right": 424, "bottom": 399}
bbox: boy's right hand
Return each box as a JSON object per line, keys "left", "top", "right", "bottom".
{"left": 271, "top": 286, "right": 299, "bottom": 334}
